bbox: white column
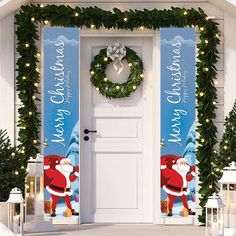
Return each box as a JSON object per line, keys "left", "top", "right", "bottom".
{"left": 0, "top": 13, "right": 15, "bottom": 142}
{"left": 224, "top": 13, "right": 236, "bottom": 116}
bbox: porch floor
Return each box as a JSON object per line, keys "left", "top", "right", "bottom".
{"left": 25, "top": 224, "right": 205, "bottom": 236}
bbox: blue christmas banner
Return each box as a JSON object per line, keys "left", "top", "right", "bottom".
{"left": 43, "top": 28, "right": 80, "bottom": 221}
{"left": 160, "top": 28, "right": 196, "bottom": 218}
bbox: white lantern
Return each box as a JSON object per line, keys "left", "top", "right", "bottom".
{"left": 25, "top": 154, "right": 44, "bottom": 229}
{"left": 24, "top": 154, "right": 54, "bottom": 232}
{"left": 205, "top": 193, "right": 225, "bottom": 236}
{"left": 219, "top": 161, "right": 236, "bottom": 235}
{"left": 7, "top": 187, "right": 24, "bottom": 236}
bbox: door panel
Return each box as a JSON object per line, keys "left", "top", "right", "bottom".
{"left": 81, "top": 36, "right": 153, "bottom": 223}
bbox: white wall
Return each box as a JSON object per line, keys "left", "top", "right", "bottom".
{"left": 0, "top": 13, "right": 15, "bottom": 142}
{"left": 224, "top": 13, "right": 236, "bottom": 116}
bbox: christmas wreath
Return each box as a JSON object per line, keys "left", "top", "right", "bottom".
{"left": 90, "top": 43, "right": 144, "bottom": 98}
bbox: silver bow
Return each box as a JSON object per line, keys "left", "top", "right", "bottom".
{"left": 107, "top": 43, "right": 126, "bottom": 75}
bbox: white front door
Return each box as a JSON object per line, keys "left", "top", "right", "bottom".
{"left": 80, "top": 35, "right": 154, "bottom": 223}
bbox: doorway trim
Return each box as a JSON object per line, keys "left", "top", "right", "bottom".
{"left": 79, "top": 29, "right": 160, "bottom": 224}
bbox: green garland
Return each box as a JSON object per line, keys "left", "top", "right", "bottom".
{"left": 90, "top": 47, "right": 144, "bottom": 98}
{"left": 15, "top": 4, "right": 221, "bottom": 223}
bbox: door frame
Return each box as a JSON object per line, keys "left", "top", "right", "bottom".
{"left": 79, "top": 29, "right": 161, "bottom": 224}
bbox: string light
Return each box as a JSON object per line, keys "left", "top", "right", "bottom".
{"left": 133, "top": 85, "right": 137, "bottom": 90}
{"left": 205, "top": 39, "right": 208, "bottom": 44}
{"left": 11, "top": 152, "right": 15, "bottom": 157}
{"left": 225, "top": 140, "right": 228, "bottom": 143}
{"left": 33, "top": 140, "right": 37, "bottom": 144}
{"left": 209, "top": 185, "right": 212, "bottom": 189}
{"left": 123, "top": 17, "right": 128, "bottom": 22}
{"left": 199, "top": 92, "right": 204, "bottom": 97}
{"left": 183, "top": 11, "right": 188, "bottom": 15}
{"left": 90, "top": 24, "right": 95, "bottom": 29}
{"left": 128, "top": 63, "right": 132, "bottom": 67}
{"left": 214, "top": 80, "right": 218, "bottom": 85}
{"left": 191, "top": 24, "right": 195, "bottom": 28}
{"left": 22, "top": 76, "right": 26, "bottom": 80}
{"left": 25, "top": 43, "right": 29, "bottom": 48}
{"left": 206, "top": 119, "right": 210, "bottom": 123}
{"left": 40, "top": 4, "right": 44, "bottom": 8}
{"left": 200, "top": 27, "right": 204, "bottom": 31}
{"left": 75, "top": 12, "right": 79, "bottom": 17}
{"left": 36, "top": 53, "right": 40, "bottom": 57}
{"left": 15, "top": 171, "right": 19, "bottom": 175}
{"left": 32, "top": 96, "right": 36, "bottom": 100}
{"left": 25, "top": 63, "right": 30, "bottom": 67}
{"left": 96, "top": 87, "right": 99, "bottom": 91}
{"left": 104, "top": 57, "right": 108, "bottom": 62}
{"left": 201, "top": 51, "right": 204, "bottom": 55}
{"left": 215, "top": 34, "right": 219, "bottom": 38}
{"left": 36, "top": 67, "right": 40, "bottom": 72}
{"left": 140, "top": 26, "right": 144, "bottom": 30}
{"left": 21, "top": 166, "right": 25, "bottom": 169}
{"left": 29, "top": 111, "right": 33, "bottom": 116}
{"left": 104, "top": 78, "right": 108, "bottom": 82}
{"left": 31, "top": 17, "right": 35, "bottom": 22}
{"left": 140, "top": 74, "right": 144, "bottom": 78}
{"left": 223, "top": 145, "right": 228, "bottom": 150}
{"left": 44, "top": 20, "right": 49, "bottom": 24}
{"left": 116, "top": 85, "right": 120, "bottom": 90}
{"left": 204, "top": 67, "right": 209, "bottom": 72}
{"left": 213, "top": 101, "right": 217, "bottom": 105}
{"left": 201, "top": 138, "right": 205, "bottom": 143}
{"left": 34, "top": 82, "right": 39, "bottom": 87}
{"left": 90, "top": 71, "right": 95, "bottom": 75}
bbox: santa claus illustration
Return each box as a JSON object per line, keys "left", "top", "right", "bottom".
{"left": 161, "top": 155, "right": 196, "bottom": 217}
{"left": 44, "top": 156, "right": 79, "bottom": 217}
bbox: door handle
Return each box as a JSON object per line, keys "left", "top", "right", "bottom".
{"left": 84, "top": 129, "right": 97, "bottom": 134}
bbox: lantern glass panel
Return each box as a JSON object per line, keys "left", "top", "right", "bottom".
{"left": 207, "top": 208, "right": 212, "bottom": 236}
{"left": 218, "top": 208, "right": 224, "bottom": 236}
{"left": 222, "top": 184, "right": 229, "bottom": 227}
{"left": 9, "top": 203, "right": 22, "bottom": 235}
{"left": 26, "top": 176, "right": 35, "bottom": 217}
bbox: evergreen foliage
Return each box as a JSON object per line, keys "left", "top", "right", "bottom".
{"left": 0, "top": 129, "right": 27, "bottom": 201}
{"left": 218, "top": 101, "right": 236, "bottom": 172}
{"left": 15, "top": 4, "right": 221, "bottom": 223}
